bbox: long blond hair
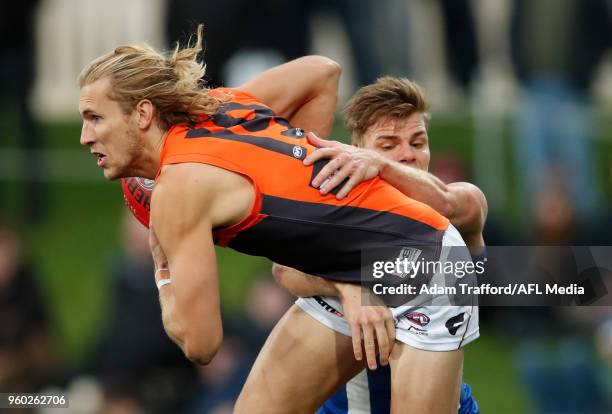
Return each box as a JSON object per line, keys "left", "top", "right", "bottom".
{"left": 78, "top": 24, "right": 221, "bottom": 129}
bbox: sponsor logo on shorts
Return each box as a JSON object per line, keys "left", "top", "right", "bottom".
{"left": 405, "top": 312, "right": 430, "bottom": 327}
{"left": 314, "top": 296, "right": 344, "bottom": 317}
{"left": 445, "top": 312, "right": 465, "bottom": 335}
{"left": 406, "top": 325, "right": 429, "bottom": 336}
{"left": 402, "top": 311, "right": 430, "bottom": 336}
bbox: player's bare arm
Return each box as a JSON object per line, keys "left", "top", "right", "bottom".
{"left": 272, "top": 263, "right": 395, "bottom": 368}
{"left": 240, "top": 55, "right": 341, "bottom": 138}
{"left": 150, "top": 162, "right": 254, "bottom": 364}
{"left": 303, "top": 132, "right": 488, "bottom": 243}
{"left": 271, "top": 263, "right": 340, "bottom": 297}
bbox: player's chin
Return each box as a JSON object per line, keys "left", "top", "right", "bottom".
{"left": 103, "top": 166, "right": 124, "bottom": 181}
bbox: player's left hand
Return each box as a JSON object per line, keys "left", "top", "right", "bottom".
{"left": 303, "top": 132, "right": 385, "bottom": 199}
{"left": 335, "top": 283, "right": 396, "bottom": 370}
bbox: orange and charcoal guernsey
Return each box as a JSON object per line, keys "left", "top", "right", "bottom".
{"left": 158, "top": 88, "right": 449, "bottom": 283}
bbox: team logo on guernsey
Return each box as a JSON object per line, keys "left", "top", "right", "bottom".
{"left": 389, "top": 247, "right": 422, "bottom": 278}
{"left": 135, "top": 177, "right": 155, "bottom": 191}
{"left": 292, "top": 145, "right": 304, "bottom": 159}
{"left": 405, "top": 312, "right": 430, "bottom": 327}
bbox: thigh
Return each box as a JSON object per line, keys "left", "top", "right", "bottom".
{"left": 389, "top": 343, "right": 463, "bottom": 414}
{"left": 235, "top": 304, "right": 365, "bottom": 414}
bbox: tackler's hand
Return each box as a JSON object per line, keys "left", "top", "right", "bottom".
{"left": 303, "top": 132, "right": 384, "bottom": 199}
{"left": 335, "top": 283, "right": 396, "bottom": 370}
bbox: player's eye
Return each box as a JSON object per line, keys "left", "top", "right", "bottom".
{"left": 88, "top": 114, "right": 102, "bottom": 123}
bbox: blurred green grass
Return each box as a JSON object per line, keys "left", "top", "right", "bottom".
{"left": 4, "top": 112, "right": 612, "bottom": 412}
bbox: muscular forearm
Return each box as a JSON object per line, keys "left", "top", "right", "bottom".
{"left": 272, "top": 263, "right": 339, "bottom": 297}
{"left": 158, "top": 286, "right": 187, "bottom": 350}
{"left": 379, "top": 160, "right": 453, "bottom": 217}
{"left": 380, "top": 161, "right": 487, "bottom": 244}
{"left": 157, "top": 274, "right": 222, "bottom": 365}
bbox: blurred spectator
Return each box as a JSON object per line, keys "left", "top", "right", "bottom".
{"left": 429, "top": 152, "right": 468, "bottom": 185}
{"left": 89, "top": 211, "right": 198, "bottom": 414}
{"left": 166, "top": 0, "right": 416, "bottom": 89}
{"left": 531, "top": 182, "right": 577, "bottom": 245}
{"left": 0, "top": 0, "right": 45, "bottom": 223}
{"left": 166, "top": 0, "right": 310, "bottom": 87}
{"left": 438, "top": 0, "right": 479, "bottom": 90}
{"left": 508, "top": 183, "right": 611, "bottom": 412}
{"left": 514, "top": 298, "right": 612, "bottom": 413}
{"left": 236, "top": 274, "right": 295, "bottom": 350}
{"left": 0, "top": 220, "right": 57, "bottom": 393}
{"left": 185, "top": 337, "right": 251, "bottom": 414}
{"left": 595, "top": 317, "right": 612, "bottom": 406}
{"left": 510, "top": 0, "right": 611, "bottom": 222}
{"left": 322, "top": 0, "right": 412, "bottom": 86}
{"left": 186, "top": 275, "right": 293, "bottom": 413}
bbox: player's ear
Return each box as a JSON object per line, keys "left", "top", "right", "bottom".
{"left": 135, "top": 99, "right": 155, "bottom": 130}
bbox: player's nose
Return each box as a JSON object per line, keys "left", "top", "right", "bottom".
{"left": 398, "top": 145, "right": 416, "bottom": 165}
{"left": 80, "top": 123, "right": 95, "bottom": 146}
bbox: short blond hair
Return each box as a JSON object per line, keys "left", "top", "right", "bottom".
{"left": 78, "top": 24, "right": 221, "bottom": 129}
{"left": 344, "top": 77, "right": 430, "bottom": 146}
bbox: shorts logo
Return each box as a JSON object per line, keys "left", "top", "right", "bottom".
{"left": 314, "top": 296, "right": 344, "bottom": 317}
{"left": 135, "top": 177, "right": 155, "bottom": 191}
{"left": 405, "top": 312, "right": 430, "bottom": 327}
{"left": 445, "top": 313, "right": 465, "bottom": 335}
{"left": 292, "top": 145, "right": 304, "bottom": 159}
{"left": 407, "top": 325, "right": 429, "bottom": 336}
{"left": 389, "top": 247, "right": 422, "bottom": 278}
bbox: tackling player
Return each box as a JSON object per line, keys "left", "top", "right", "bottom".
{"left": 269, "top": 77, "right": 486, "bottom": 413}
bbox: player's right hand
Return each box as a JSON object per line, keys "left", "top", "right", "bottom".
{"left": 303, "top": 132, "right": 383, "bottom": 199}
{"left": 335, "top": 283, "right": 396, "bottom": 370}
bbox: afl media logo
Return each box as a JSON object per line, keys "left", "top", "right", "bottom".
{"left": 135, "top": 178, "right": 155, "bottom": 191}
{"left": 292, "top": 145, "right": 304, "bottom": 159}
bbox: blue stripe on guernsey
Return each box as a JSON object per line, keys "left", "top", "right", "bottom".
{"left": 459, "top": 383, "right": 479, "bottom": 414}
{"left": 319, "top": 381, "right": 478, "bottom": 413}
{"left": 366, "top": 365, "right": 391, "bottom": 412}
{"left": 318, "top": 366, "right": 389, "bottom": 414}
{"left": 316, "top": 385, "right": 348, "bottom": 414}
